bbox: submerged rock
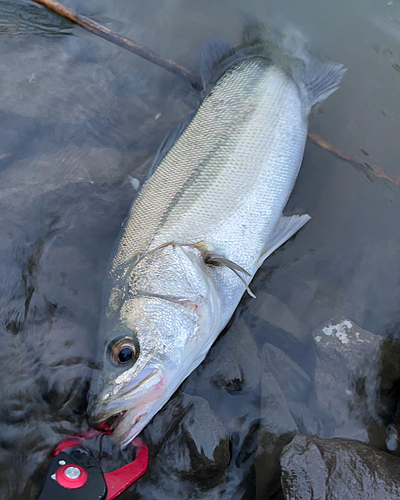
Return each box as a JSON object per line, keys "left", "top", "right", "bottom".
{"left": 249, "top": 292, "right": 311, "bottom": 349}
{"left": 139, "top": 393, "right": 230, "bottom": 497}
{"left": 259, "top": 343, "right": 311, "bottom": 406}
{"left": 310, "top": 318, "right": 400, "bottom": 444}
{"left": 195, "top": 316, "right": 263, "bottom": 395}
{"left": 255, "top": 373, "right": 298, "bottom": 500}
{"left": 281, "top": 434, "right": 400, "bottom": 500}
{"left": 0, "top": 42, "right": 117, "bottom": 124}
{"left": 0, "top": 146, "right": 150, "bottom": 194}
{"left": 259, "top": 340, "right": 321, "bottom": 437}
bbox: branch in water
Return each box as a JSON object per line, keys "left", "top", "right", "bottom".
{"left": 307, "top": 132, "right": 400, "bottom": 187}
{"left": 32, "top": 0, "right": 397, "bottom": 188}
{"left": 31, "top": 0, "right": 201, "bottom": 88}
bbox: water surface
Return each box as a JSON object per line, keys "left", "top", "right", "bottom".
{"left": 1, "top": 0, "right": 400, "bottom": 498}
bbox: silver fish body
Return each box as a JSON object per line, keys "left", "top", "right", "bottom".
{"left": 89, "top": 55, "right": 345, "bottom": 445}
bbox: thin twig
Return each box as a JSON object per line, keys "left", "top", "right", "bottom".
{"left": 31, "top": 0, "right": 397, "bottom": 188}
{"left": 307, "top": 132, "right": 400, "bottom": 186}
{"left": 31, "top": 0, "right": 201, "bottom": 88}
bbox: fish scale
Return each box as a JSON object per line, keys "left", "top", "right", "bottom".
{"left": 89, "top": 51, "right": 346, "bottom": 446}
{"left": 110, "top": 58, "right": 302, "bottom": 272}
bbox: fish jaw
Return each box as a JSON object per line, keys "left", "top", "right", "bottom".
{"left": 112, "top": 382, "right": 177, "bottom": 447}
{"left": 89, "top": 364, "right": 166, "bottom": 441}
{"left": 111, "top": 347, "right": 219, "bottom": 447}
{"left": 88, "top": 303, "right": 222, "bottom": 446}
{"left": 90, "top": 252, "right": 223, "bottom": 446}
{"left": 90, "top": 363, "right": 194, "bottom": 447}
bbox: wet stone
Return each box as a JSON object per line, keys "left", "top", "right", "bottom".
{"left": 310, "top": 318, "right": 400, "bottom": 444}
{"left": 281, "top": 434, "right": 400, "bottom": 500}
{"left": 195, "top": 316, "right": 263, "bottom": 395}
{"left": 140, "top": 393, "right": 230, "bottom": 495}
{"left": 255, "top": 293, "right": 309, "bottom": 342}
{"left": 259, "top": 342, "right": 318, "bottom": 438}
{"left": 255, "top": 373, "right": 298, "bottom": 500}
{"left": 247, "top": 292, "right": 311, "bottom": 358}
{"left": 0, "top": 146, "right": 150, "bottom": 193}
{"left": 259, "top": 342, "right": 311, "bottom": 405}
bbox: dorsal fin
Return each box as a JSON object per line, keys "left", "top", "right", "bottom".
{"left": 197, "top": 38, "right": 235, "bottom": 91}
{"left": 145, "top": 25, "right": 345, "bottom": 182}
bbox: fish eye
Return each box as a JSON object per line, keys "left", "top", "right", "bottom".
{"left": 109, "top": 337, "right": 139, "bottom": 367}
{"left": 118, "top": 347, "right": 133, "bottom": 363}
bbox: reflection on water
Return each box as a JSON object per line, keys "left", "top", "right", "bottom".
{"left": 1, "top": 0, "right": 400, "bottom": 499}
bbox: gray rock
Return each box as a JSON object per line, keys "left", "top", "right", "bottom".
{"left": 141, "top": 393, "right": 230, "bottom": 493}
{"left": 310, "top": 318, "right": 400, "bottom": 443}
{"left": 259, "top": 374, "right": 298, "bottom": 436}
{"left": 286, "top": 401, "right": 321, "bottom": 436}
{"left": 260, "top": 343, "right": 311, "bottom": 405}
{"left": 250, "top": 292, "right": 311, "bottom": 346}
{"left": 258, "top": 342, "right": 319, "bottom": 445}
{"left": 196, "top": 316, "right": 263, "bottom": 395}
{"left": 255, "top": 373, "right": 298, "bottom": 500}
{"left": 281, "top": 434, "right": 400, "bottom": 500}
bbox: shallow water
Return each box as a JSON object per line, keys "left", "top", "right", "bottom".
{"left": 1, "top": 0, "right": 400, "bottom": 499}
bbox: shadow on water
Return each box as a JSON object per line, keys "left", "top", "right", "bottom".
{"left": 1, "top": 0, "right": 400, "bottom": 498}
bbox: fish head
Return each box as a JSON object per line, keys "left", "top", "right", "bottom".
{"left": 88, "top": 293, "right": 214, "bottom": 446}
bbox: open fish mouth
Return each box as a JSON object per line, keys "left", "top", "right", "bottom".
{"left": 97, "top": 406, "right": 150, "bottom": 447}
{"left": 100, "top": 410, "right": 128, "bottom": 432}
{"left": 90, "top": 365, "right": 166, "bottom": 441}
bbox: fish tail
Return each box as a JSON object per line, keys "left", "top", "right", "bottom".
{"left": 252, "top": 23, "right": 347, "bottom": 106}
{"left": 197, "top": 24, "right": 346, "bottom": 105}
{"left": 302, "top": 61, "right": 347, "bottom": 106}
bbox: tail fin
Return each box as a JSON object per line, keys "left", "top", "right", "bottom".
{"left": 255, "top": 24, "right": 347, "bottom": 107}
{"left": 196, "top": 24, "right": 346, "bottom": 107}
{"left": 302, "top": 60, "right": 347, "bottom": 106}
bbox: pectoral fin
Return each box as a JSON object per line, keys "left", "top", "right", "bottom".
{"left": 204, "top": 254, "right": 251, "bottom": 277}
{"left": 195, "top": 241, "right": 256, "bottom": 298}
{"left": 258, "top": 214, "right": 311, "bottom": 267}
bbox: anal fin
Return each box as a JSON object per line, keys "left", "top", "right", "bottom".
{"left": 258, "top": 214, "right": 311, "bottom": 266}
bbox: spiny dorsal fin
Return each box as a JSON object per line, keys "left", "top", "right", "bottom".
{"left": 197, "top": 38, "right": 235, "bottom": 91}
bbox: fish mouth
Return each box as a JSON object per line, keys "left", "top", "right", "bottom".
{"left": 100, "top": 410, "right": 127, "bottom": 432}
{"left": 90, "top": 365, "right": 166, "bottom": 443}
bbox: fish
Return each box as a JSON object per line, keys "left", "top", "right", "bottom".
{"left": 88, "top": 40, "right": 346, "bottom": 446}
